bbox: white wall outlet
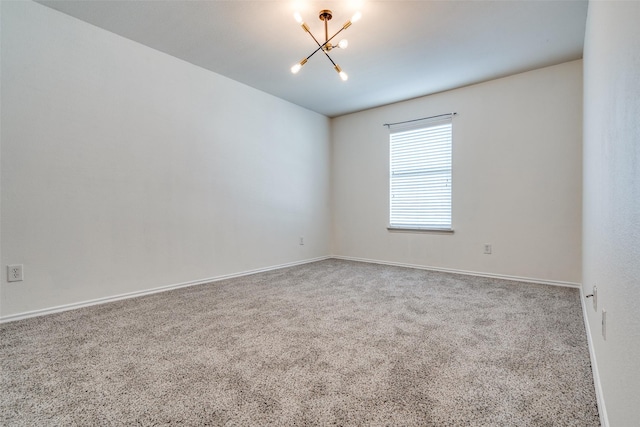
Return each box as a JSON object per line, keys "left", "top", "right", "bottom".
{"left": 7, "top": 264, "right": 24, "bottom": 282}
{"left": 299, "top": 236, "right": 304, "bottom": 245}
{"left": 483, "top": 244, "right": 492, "bottom": 254}
{"left": 592, "top": 285, "right": 597, "bottom": 311}
{"left": 602, "top": 308, "right": 607, "bottom": 340}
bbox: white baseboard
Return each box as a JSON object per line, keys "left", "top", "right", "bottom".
{"left": 331, "top": 255, "right": 581, "bottom": 288}
{"left": 580, "top": 287, "right": 609, "bottom": 427}
{"left": 0, "top": 256, "right": 330, "bottom": 324}
{"left": 1, "top": 254, "right": 581, "bottom": 323}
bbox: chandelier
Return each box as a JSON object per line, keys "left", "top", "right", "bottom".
{"left": 290, "top": 9, "right": 362, "bottom": 81}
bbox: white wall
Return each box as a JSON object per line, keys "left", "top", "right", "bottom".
{"left": 583, "top": 1, "right": 640, "bottom": 425}
{"left": 0, "top": 1, "right": 331, "bottom": 318}
{"left": 331, "top": 61, "right": 583, "bottom": 284}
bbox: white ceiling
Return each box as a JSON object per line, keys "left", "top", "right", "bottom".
{"left": 36, "top": 0, "right": 588, "bottom": 117}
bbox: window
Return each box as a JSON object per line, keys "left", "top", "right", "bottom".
{"left": 388, "top": 114, "right": 453, "bottom": 231}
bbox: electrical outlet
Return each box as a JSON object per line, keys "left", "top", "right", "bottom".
{"left": 592, "top": 286, "right": 597, "bottom": 311}
{"left": 602, "top": 308, "right": 606, "bottom": 340}
{"left": 483, "top": 244, "right": 492, "bottom": 254}
{"left": 299, "top": 237, "right": 304, "bottom": 245}
{"left": 7, "top": 264, "right": 24, "bottom": 282}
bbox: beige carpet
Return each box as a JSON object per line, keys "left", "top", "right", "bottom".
{"left": 0, "top": 259, "right": 600, "bottom": 426}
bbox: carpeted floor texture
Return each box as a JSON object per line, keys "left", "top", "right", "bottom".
{"left": 1, "top": 259, "right": 600, "bottom": 426}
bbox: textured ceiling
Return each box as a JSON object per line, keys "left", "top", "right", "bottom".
{"left": 37, "top": 0, "right": 589, "bottom": 117}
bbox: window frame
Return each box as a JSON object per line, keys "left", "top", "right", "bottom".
{"left": 387, "top": 114, "right": 454, "bottom": 233}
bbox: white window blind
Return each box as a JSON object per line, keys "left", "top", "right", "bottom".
{"left": 389, "top": 115, "right": 453, "bottom": 230}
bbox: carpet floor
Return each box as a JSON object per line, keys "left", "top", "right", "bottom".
{"left": 1, "top": 259, "right": 600, "bottom": 426}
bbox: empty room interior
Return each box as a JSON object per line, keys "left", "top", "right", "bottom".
{"left": 1, "top": 0, "right": 638, "bottom": 425}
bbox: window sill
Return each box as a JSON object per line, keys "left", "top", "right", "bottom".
{"left": 387, "top": 226, "right": 454, "bottom": 234}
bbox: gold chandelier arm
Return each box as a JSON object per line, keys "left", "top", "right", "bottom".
{"left": 304, "top": 27, "right": 323, "bottom": 50}
{"left": 298, "top": 27, "right": 337, "bottom": 66}
{"left": 301, "top": 27, "right": 340, "bottom": 69}
{"left": 324, "top": 26, "right": 347, "bottom": 50}
{"left": 299, "top": 33, "right": 324, "bottom": 63}
{"left": 299, "top": 21, "right": 351, "bottom": 62}
{"left": 321, "top": 50, "right": 338, "bottom": 68}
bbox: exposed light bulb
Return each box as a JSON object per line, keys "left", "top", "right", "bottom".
{"left": 343, "top": 11, "right": 362, "bottom": 29}
{"left": 338, "top": 39, "right": 349, "bottom": 49}
{"left": 334, "top": 65, "right": 348, "bottom": 81}
{"left": 294, "top": 12, "right": 303, "bottom": 24}
{"left": 291, "top": 58, "right": 308, "bottom": 74}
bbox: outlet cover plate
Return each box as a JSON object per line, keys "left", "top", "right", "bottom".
{"left": 7, "top": 264, "right": 24, "bottom": 282}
